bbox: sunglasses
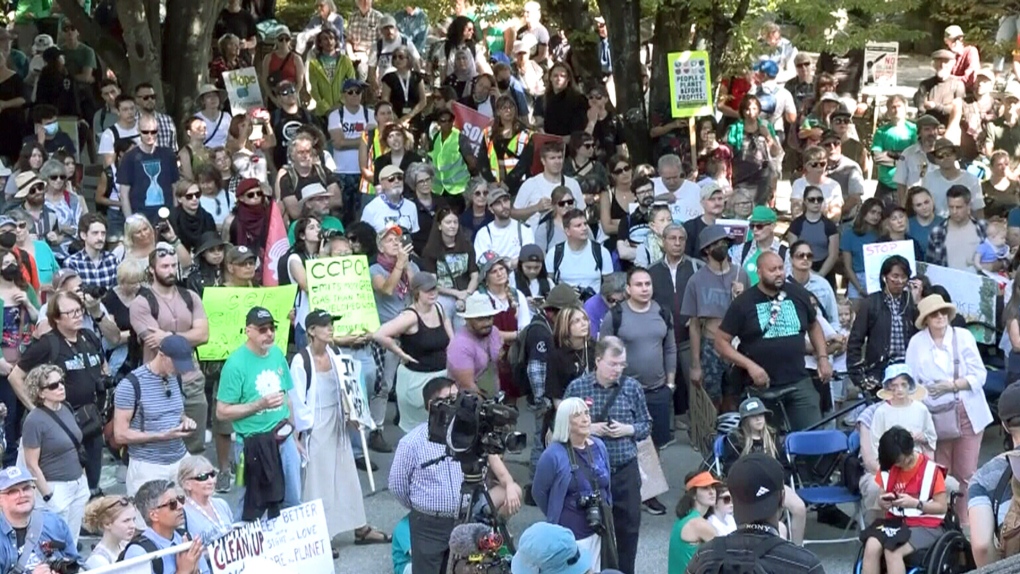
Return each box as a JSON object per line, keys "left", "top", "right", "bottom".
{"left": 557, "top": 199, "right": 575, "bottom": 207}
{"left": 43, "top": 379, "right": 64, "bottom": 391}
{"left": 794, "top": 251, "right": 814, "bottom": 260}
{"left": 155, "top": 495, "right": 186, "bottom": 511}
{"left": 719, "top": 494, "right": 732, "bottom": 504}
{"left": 191, "top": 470, "right": 218, "bottom": 482}
{"left": 345, "top": 89, "right": 362, "bottom": 96}
{"left": 934, "top": 151, "right": 955, "bottom": 159}
{"left": 28, "top": 185, "right": 44, "bottom": 194}
{"left": 805, "top": 196, "right": 824, "bottom": 204}
{"left": 277, "top": 36, "right": 291, "bottom": 43}
{"left": 155, "top": 247, "right": 176, "bottom": 258}
{"left": 258, "top": 324, "right": 277, "bottom": 334}
{"left": 750, "top": 223, "right": 772, "bottom": 230}
{"left": 140, "top": 129, "right": 158, "bottom": 136}
{"left": 15, "top": 222, "right": 27, "bottom": 229}
{"left": 806, "top": 161, "right": 826, "bottom": 169}
{"left": 588, "top": 93, "right": 604, "bottom": 100}
{"left": 49, "top": 175, "right": 67, "bottom": 181}
{"left": 822, "top": 140, "right": 840, "bottom": 148}
{"left": 243, "top": 191, "right": 262, "bottom": 200}
{"left": 385, "top": 175, "right": 404, "bottom": 183}
{"left": 181, "top": 192, "right": 200, "bottom": 201}
{"left": 138, "top": 94, "right": 156, "bottom": 101}
{"left": 832, "top": 118, "right": 850, "bottom": 125}
{"left": 474, "top": 190, "right": 488, "bottom": 197}
{"left": 612, "top": 165, "right": 632, "bottom": 175}
{"left": 796, "top": 62, "right": 811, "bottom": 68}
{"left": 103, "top": 497, "right": 132, "bottom": 513}
{"left": 278, "top": 88, "right": 296, "bottom": 97}
{"left": 581, "top": 142, "right": 594, "bottom": 149}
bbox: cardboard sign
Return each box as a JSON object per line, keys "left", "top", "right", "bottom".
{"left": 667, "top": 51, "right": 713, "bottom": 118}
{"left": 862, "top": 241, "right": 916, "bottom": 294}
{"left": 333, "top": 352, "right": 375, "bottom": 430}
{"left": 862, "top": 42, "right": 898, "bottom": 89}
{"left": 715, "top": 218, "right": 751, "bottom": 244}
{"left": 198, "top": 286, "right": 296, "bottom": 361}
{"left": 916, "top": 262, "right": 999, "bottom": 345}
{"left": 305, "top": 255, "right": 381, "bottom": 336}
{"left": 208, "top": 521, "right": 266, "bottom": 574}
{"left": 222, "top": 67, "right": 265, "bottom": 116}
{"left": 689, "top": 382, "right": 718, "bottom": 457}
{"left": 209, "top": 500, "right": 332, "bottom": 574}
{"left": 452, "top": 101, "right": 493, "bottom": 157}
{"left": 637, "top": 437, "right": 669, "bottom": 500}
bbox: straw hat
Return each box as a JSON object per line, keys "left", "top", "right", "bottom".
{"left": 914, "top": 294, "right": 956, "bottom": 330}
{"left": 876, "top": 363, "right": 927, "bottom": 402}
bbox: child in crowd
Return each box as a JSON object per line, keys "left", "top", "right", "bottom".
{"left": 831, "top": 296, "right": 853, "bottom": 416}
{"left": 706, "top": 483, "right": 736, "bottom": 536}
{"left": 636, "top": 204, "right": 672, "bottom": 268}
{"left": 973, "top": 219, "right": 1010, "bottom": 274}
{"left": 869, "top": 363, "right": 936, "bottom": 457}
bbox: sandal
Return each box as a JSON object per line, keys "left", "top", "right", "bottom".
{"left": 355, "top": 526, "right": 392, "bottom": 545}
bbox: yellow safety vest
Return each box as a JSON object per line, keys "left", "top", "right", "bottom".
{"left": 497, "top": 131, "right": 530, "bottom": 180}
{"left": 359, "top": 129, "right": 384, "bottom": 195}
{"left": 429, "top": 128, "right": 470, "bottom": 196}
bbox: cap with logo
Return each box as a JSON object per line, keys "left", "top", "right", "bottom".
{"left": 738, "top": 397, "right": 772, "bottom": 420}
{"left": 0, "top": 466, "right": 35, "bottom": 492}
{"left": 305, "top": 309, "right": 336, "bottom": 330}
{"left": 226, "top": 245, "right": 256, "bottom": 265}
{"left": 246, "top": 307, "right": 276, "bottom": 327}
{"left": 728, "top": 453, "right": 786, "bottom": 524}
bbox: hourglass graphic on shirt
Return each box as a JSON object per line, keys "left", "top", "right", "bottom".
{"left": 142, "top": 159, "right": 163, "bottom": 207}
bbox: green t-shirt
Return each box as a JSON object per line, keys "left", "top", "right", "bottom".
{"left": 668, "top": 509, "right": 702, "bottom": 574}
{"left": 287, "top": 216, "right": 344, "bottom": 245}
{"left": 15, "top": 0, "right": 51, "bottom": 23}
{"left": 217, "top": 345, "right": 293, "bottom": 438}
{"left": 61, "top": 44, "right": 97, "bottom": 79}
{"left": 871, "top": 121, "right": 917, "bottom": 188}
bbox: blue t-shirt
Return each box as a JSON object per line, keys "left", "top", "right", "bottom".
{"left": 839, "top": 227, "right": 879, "bottom": 273}
{"left": 116, "top": 146, "right": 180, "bottom": 221}
{"left": 23, "top": 132, "right": 77, "bottom": 157}
{"left": 908, "top": 215, "right": 945, "bottom": 258}
{"left": 123, "top": 527, "right": 185, "bottom": 574}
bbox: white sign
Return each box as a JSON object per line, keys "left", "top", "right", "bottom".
{"left": 260, "top": 500, "right": 333, "bottom": 572}
{"left": 863, "top": 240, "right": 916, "bottom": 293}
{"left": 332, "top": 352, "right": 375, "bottom": 430}
{"left": 222, "top": 67, "right": 265, "bottom": 116}
{"left": 916, "top": 262, "right": 1000, "bottom": 345}
{"left": 208, "top": 521, "right": 266, "bottom": 574}
{"left": 716, "top": 218, "right": 751, "bottom": 244}
{"left": 862, "top": 42, "right": 899, "bottom": 88}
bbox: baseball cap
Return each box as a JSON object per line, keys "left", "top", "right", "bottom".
{"left": 544, "top": 283, "right": 581, "bottom": 310}
{"left": 753, "top": 60, "right": 779, "bottom": 79}
{"left": 819, "top": 92, "right": 841, "bottom": 104}
{"left": 749, "top": 205, "right": 777, "bottom": 224}
{"left": 342, "top": 78, "right": 367, "bottom": 92}
{"left": 738, "top": 397, "right": 772, "bottom": 420}
{"left": 519, "top": 244, "right": 543, "bottom": 264}
{"left": 379, "top": 15, "right": 397, "bottom": 29}
{"left": 487, "top": 186, "right": 510, "bottom": 207}
{"left": 914, "top": 114, "right": 941, "bottom": 128}
{"left": 411, "top": 272, "right": 439, "bottom": 293}
{"left": 820, "top": 129, "right": 841, "bottom": 144}
{"left": 0, "top": 216, "right": 14, "bottom": 229}
{"left": 999, "top": 383, "right": 1020, "bottom": 424}
{"left": 511, "top": 522, "right": 591, "bottom": 574}
{"left": 830, "top": 105, "right": 852, "bottom": 119}
{"left": 379, "top": 165, "right": 404, "bottom": 181}
{"left": 305, "top": 309, "right": 336, "bottom": 330}
{"left": 728, "top": 453, "right": 786, "bottom": 524}
{"left": 246, "top": 307, "right": 276, "bottom": 327}
{"left": 944, "top": 25, "right": 964, "bottom": 39}
{"left": 159, "top": 335, "right": 196, "bottom": 374}
{"left": 225, "top": 245, "right": 256, "bottom": 265}
{"left": 932, "top": 49, "right": 955, "bottom": 61}
{"left": 0, "top": 466, "right": 35, "bottom": 492}
{"left": 932, "top": 137, "right": 958, "bottom": 153}
{"left": 700, "top": 182, "right": 723, "bottom": 201}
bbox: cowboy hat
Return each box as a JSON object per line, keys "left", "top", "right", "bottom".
{"left": 915, "top": 294, "right": 956, "bottom": 330}
{"left": 876, "top": 363, "right": 927, "bottom": 402}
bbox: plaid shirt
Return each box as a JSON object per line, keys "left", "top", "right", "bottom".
{"left": 64, "top": 249, "right": 119, "bottom": 290}
{"left": 924, "top": 217, "right": 988, "bottom": 267}
{"left": 154, "top": 112, "right": 178, "bottom": 152}
{"left": 884, "top": 291, "right": 908, "bottom": 362}
{"left": 388, "top": 423, "right": 463, "bottom": 517}
{"left": 347, "top": 8, "right": 385, "bottom": 56}
{"left": 564, "top": 372, "right": 650, "bottom": 469}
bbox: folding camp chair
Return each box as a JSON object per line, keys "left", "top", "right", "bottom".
{"left": 785, "top": 429, "right": 866, "bottom": 545}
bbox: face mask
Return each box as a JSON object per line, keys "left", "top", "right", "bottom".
{"left": 497, "top": 79, "right": 510, "bottom": 90}
{"left": 43, "top": 123, "right": 58, "bottom": 136}
{"left": 709, "top": 244, "right": 729, "bottom": 262}
{"left": 0, "top": 232, "right": 15, "bottom": 250}
{"left": 0, "top": 265, "right": 18, "bottom": 282}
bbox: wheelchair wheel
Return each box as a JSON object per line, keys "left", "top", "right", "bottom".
{"left": 923, "top": 530, "right": 974, "bottom": 574}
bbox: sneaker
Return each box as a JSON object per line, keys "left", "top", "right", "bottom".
{"left": 215, "top": 471, "right": 232, "bottom": 494}
{"left": 368, "top": 430, "right": 393, "bottom": 453}
{"left": 643, "top": 497, "right": 667, "bottom": 515}
{"left": 355, "top": 457, "right": 379, "bottom": 472}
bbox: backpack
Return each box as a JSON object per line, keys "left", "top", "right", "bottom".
{"left": 551, "top": 241, "right": 603, "bottom": 284}
{"left": 376, "top": 36, "right": 409, "bottom": 66}
{"left": 994, "top": 464, "right": 1020, "bottom": 558}
{"left": 102, "top": 371, "right": 184, "bottom": 464}
{"left": 117, "top": 530, "right": 188, "bottom": 574}
{"left": 138, "top": 285, "right": 196, "bottom": 321}
{"left": 607, "top": 299, "right": 672, "bottom": 337}
{"left": 276, "top": 249, "right": 308, "bottom": 288}
{"left": 693, "top": 532, "right": 785, "bottom": 574}
{"left": 284, "top": 163, "right": 329, "bottom": 198}
{"left": 506, "top": 314, "right": 551, "bottom": 397}
{"left": 297, "top": 344, "right": 341, "bottom": 394}
{"left": 739, "top": 242, "right": 788, "bottom": 268}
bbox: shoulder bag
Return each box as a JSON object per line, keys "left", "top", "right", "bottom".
{"left": 925, "top": 327, "right": 963, "bottom": 440}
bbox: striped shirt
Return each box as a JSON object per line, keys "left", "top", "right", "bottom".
{"left": 113, "top": 365, "right": 187, "bottom": 465}
{"left": 388, "top": 423, "right": 463, "bottom": 517}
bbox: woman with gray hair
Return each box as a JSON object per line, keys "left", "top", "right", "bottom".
{"left": 585, "top": 272, "right": 627, "bottom": 339}
{"left": 459, "top": 177, "right": 495, "bottom": 239}
{"left": 39, "top": 158, "right": 86, "bottom": 262}
{"left": 400, "top": 161, "right": 437, "bottom": 253}
{"left": 178, "top": 455, "right": 233, "bottom": 573}
{"left": 532, "top": 397, "right": 614, "bottom": 571}
{"left": 21, "top": 364, "right": 89, "bottom": 544}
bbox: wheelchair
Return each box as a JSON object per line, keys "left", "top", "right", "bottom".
{"left": 851, "top": 492, "right": 975, "bottom": 574}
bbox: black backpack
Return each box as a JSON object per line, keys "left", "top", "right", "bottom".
{"left": 276, "top": 249, "right": 308, "bottom": 287}
{"left": 297, "top": 344, "right": 341, "bottom": 394}
{"left": 117, "top": 530, "right": 188, "bottom": 574}
{"left": 691, "top": 533, "right": 785, "bottom": 574}
{"left": 506, "top": 314, "right": 551, "bottom": 397}
{"left": 607, "top": 300, "right": 672, "bottom": 337}
{"left": 551, "top": 240, "right": 603, "bottom": 283}
{"left": 138, "top": 286, "right": 196, "bottom": 321}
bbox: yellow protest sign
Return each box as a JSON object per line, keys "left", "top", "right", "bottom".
{"left": 668, "top": 51, "right": 713, "bottom": 118}
{"left": 198, "top": 285, "right": 296, "bottom": 361}
{"left": 305, "top": 255, "right": 380, "bottom": 336}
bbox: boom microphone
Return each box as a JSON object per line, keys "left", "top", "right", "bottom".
{"left": 449, "top": 523, "right": 492, "bottom": 557}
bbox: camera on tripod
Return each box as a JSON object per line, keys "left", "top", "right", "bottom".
{"left": 427, "top": 392, "right": 526, "bottom": 460}
{"left": 578, "top": 492, "right": 605, "bottom": 532}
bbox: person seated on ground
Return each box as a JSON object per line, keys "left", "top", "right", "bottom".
{"left": 718, "top": 397, "right": 806, "bottom": 544}
{"left": 82, "top": 495, "right": 137, "bottom": 568}
{"left": 668, "top": 471, "right": 719, "bottom": 574}
{"left": 869, "top": 363, "right": 937, "bottom": 459}
{"left": 860, "top": 426, "right": 949, "bottom": 574}
{"left": 707, "top": 482, "right": 736, "bottom": 536}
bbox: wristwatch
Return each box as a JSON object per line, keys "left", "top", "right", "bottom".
{"left": 42, "top": 492, "right": 52, "bottom": 502}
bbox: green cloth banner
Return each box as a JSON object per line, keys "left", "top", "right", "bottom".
{"left": 198, "top": 285, "right": 296, "bottom": 361}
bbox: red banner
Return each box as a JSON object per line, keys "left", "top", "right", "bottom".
{"left": 527, "top": 133, "right": 565, "bottom": 175}
{"left": 451, "top": 101, "right": 493, "bottom": 155}
{"left": 261, "top": 201, "right": 289, "bottom": 287}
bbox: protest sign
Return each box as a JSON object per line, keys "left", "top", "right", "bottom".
{"left": 199, "top": 286, "right": 296, "bottom": 361}
{"left": 333, "top": 352, "right": 374, "bottom": 430}
{"left": 209, "top": 521, "right": 266, "bottom": 574}
{"left": 716, "top": 218, "right": 751, "bottom": 244}
{"left": 916, "top": 262, "right": 999, "bottom": 344}
{"left": 862, "top": 42, "right": 898, "bottom": 88}
{"left": 452, "top": 101, "right": 494, "bottom": 157}
{"left": 667, "top": 51, "right": 713, "bottom": 118}
{"left": 638, "top": 437, "right": 669, "bottom": 500}
{"left": 862, "top": 241, "right": 916, "bottom": 294}
{"left": 259, "top": 500, "right": 333, "bottom": 572}
{"left": 305, "top": 256, "right": 380, "bottom": 336}
{"left": 222, "top": 67, "right": 264, "bottom": 116}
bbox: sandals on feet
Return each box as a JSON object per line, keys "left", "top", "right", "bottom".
{"left": 355, "top": 526, "right": 392, "bottom": 545}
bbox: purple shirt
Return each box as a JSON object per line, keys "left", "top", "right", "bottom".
{"left": 446, "top": 327, "right": 502, "bottom": 381}
{"left": 584, "top": 296, "right": 611, "bottom": 339}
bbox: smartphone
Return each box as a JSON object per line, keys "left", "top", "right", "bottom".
{"left": 881, "top": 493, "right": 896, "bottom": 500}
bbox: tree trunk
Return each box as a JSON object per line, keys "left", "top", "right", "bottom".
{"left": 545, "top": 0, "right": 600, "bottom": 87}
{"left": 164, "top": 0, "right": 228, "bottom": 125}
{"left": 709, "top": 0, "right": 752, "bottom": 78}
{"left": 598, "top": 0, "right": 650, "bottom": 163}
{"left": 117, "top": 0, "right": 163, "bottom": 104}
{"left": 53, "top": 0, "right": 129, "bottom": 79}
{"left": 648, "top": 0, "right": 693, "bottom": 147}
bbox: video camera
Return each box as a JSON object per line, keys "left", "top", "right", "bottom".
{"left": 427, "top": 392, "right": 526, "bottom": 461}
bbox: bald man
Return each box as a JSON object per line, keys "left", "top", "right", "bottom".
{"left": 713, "top": 251, "right": 831, "bottom": 430}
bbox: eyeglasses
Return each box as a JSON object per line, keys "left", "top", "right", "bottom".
{"left": 42, "top": 379, "right": 64, "bottom": 391}
{"left": 345, "top": 89, "right": 362, "bottom": 96}
{"left": 138, "top": 94, "right": 156, "bottom": 101}
{"left": 806, "top": 161, "right": 826, "bottom": 169}
{"left": 385, "top": 175, "right": 404, "bottom": 183}
{"left": 140, "top": 130, "right": 158, "bottom": 136}
{"left": 750, "top": 223, "right": 772, "bottom": 230}
{"left": 557, "top": 199, "right": 575, "bottom": 207}
{"left": 182, "top": 192, "right": 200, "bottom": 201}
{"left": 49, "top": 175, "right": 67, "bottom": 181}
{"left": 278, "top": 88, "right": 296, "bottom": 97}
{"left": 612, "top": 165, "right": 631, "bottom": 175}
{"left": 805, "top": 196, "right": 824, "bottom": 204}
{"left": 257, "top": 324, "right": 278, "bottom": 334}
{"left": 155, "top": 495, "right": 186, "bottom": 512}
{"left": 59, "top": 307, "right": 84, "bottom": 318}
{"left": 794, "top": 251, "right": 814, "bottom": 260}
{"left": 243, "top": 191, "right": 261, "bottom": 200}
{"left": 190, "top": 470, "right": 217, "bottom": 482}
{"left": 416, "top": 176, "right": 433, "bottom": 186}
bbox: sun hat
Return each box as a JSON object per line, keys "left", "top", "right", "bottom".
{"left": 459, "top": 292, "right": 498, "bottom": 319}
{"left": 511, "top": 522, "right": 591, "bottom": 574}
{"left": 914, "top": 294, "right": 956, "bottom": 330}
{"left": 877, "top": 363, "right": 927, "bottom": 401}
{"left": 478, "top": 250, "right": 511, "bottom": 277}
{"left": 193, "top": 232, "right": 228, "bottom": 256}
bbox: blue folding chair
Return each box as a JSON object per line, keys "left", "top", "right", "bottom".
{"left": 785, "top": 430, "right": 865, "bottom": 545}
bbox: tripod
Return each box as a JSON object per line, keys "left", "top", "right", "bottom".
{"left": 457, "top": 458, "right": 516, "bottom": 554}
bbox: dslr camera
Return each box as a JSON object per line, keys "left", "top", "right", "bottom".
{"left": 578, "top": 492, "right": 605, "bottom": 532}
{"left": 8, "top": 540, "right": 82, "bottom": 573}
{"left": 428, "top": 392, "right": 526, "bottom": 461}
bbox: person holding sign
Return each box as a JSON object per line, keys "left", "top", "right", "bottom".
{"left": 123, "top": 479, "right": 205, "bottom": 574}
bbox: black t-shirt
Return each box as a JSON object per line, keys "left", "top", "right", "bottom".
{"left": 688, "top": 527, "right": 824, "bottom": 574}
{"left": 719, "top": 282, "right": 816, "bottom": 386}
{"left": 214, "top": 9, "right": 257, "bottom": 42}
{"left": 271, "top": 108, "right": 314, "bottom": 169}
{"left": 381, "top": 71, "right": 424, "bottom": 117}
{"left": 618, "top": 207, "right": 651, "bottom": 246}
{"left": 18, "top": 330, "right": 105, "bottom": 408}
{"left": 591, "top": 115, "right": 624, "bottom": 165}
{"left": 546, "top": 341, "right": 595, "bottom": 400}
{"left": 14, "top": 526, "right": 26, "bottom": 548}
{"left": 683, "top": 217, "right": 711, "bottom": 257}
